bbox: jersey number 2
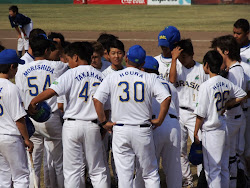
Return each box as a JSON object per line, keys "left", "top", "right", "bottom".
{"left": 214, "top": 90, "right": 229, "bottom": 111}
{"left": 79, "top": 82, "right": 100, "bottom": 102}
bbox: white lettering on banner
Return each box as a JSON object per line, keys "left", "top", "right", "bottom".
{"left": 121, "top": 0, "right": 145, "bottom": 4}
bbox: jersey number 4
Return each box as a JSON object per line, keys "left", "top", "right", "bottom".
{"left": 118, "top": 81, "right": 144, "bottom": 102}
{"left": 27, "top": 75, "right": 51, "bottom": 96}
{"left": 214, "top": 90, "right": 229, "bottom": 111}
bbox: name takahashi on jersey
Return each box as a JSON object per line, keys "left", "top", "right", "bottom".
{"left": 75, "top": 71, "right": 103, "bottom": 82}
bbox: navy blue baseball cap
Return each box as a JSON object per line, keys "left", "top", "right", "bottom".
{"left": 158, "top": 26, "right": 180, "bottom": 50}
{"left": 0, "top": 49, "right": 25, "bottom": 65}
{"left": 143, "top": 56, "right": 159, "bottom": 71}
{"left": 126, "top": 45, "right": 146, "bottom": 64}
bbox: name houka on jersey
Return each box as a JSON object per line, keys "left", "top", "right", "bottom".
{"left": 23, "top": 65, "right": 54, "bottom": 77}
{"left": 119, "top": 70, "right": 143, "bottom": 78}
{"left": 75, "top": 71, "right": 103, "bottom": 82}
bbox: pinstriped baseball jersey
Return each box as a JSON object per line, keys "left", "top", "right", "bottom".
{"left": 194, "top": 75, "right": 246, "bottom": 131}
{"left": 173, "top": 61, "right": 208, "bottom": 110}
{"left": 0, "top": 79, "right": 27, "bottom": 135}
{"left": 50, "top": 65, "right": 105, "bottom": 121}
{"left": 15, "top": 60, "right": 68, "bottom": 112}
{"left": 94, "top": 67, "right": 171, "bottom": 125}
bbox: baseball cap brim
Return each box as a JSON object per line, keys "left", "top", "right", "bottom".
{"left": 0, "top": 49, "right": 25, "bottom": 65}
{"left": 158, "top": 40, "right": 170, "bottom": 48}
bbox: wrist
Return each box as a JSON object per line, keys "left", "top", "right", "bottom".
{"left": 99, "top": 120, "right": 108, "bottom": 127}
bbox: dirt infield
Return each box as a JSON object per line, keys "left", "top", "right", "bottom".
{"left": 0, "top": 30, "right": 229, "bottom": 62}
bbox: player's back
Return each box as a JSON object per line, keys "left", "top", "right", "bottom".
{"left": 101, "top": 67, "right": 169, "bottom": 125}
{"left": 196, "top": 75, "right": 246, "bottom": 131}
{"left": 50, "top": 65, "right": 105, "bottom": 121}
{"left": 15, "top": 59, "right": 68, "bottom": 111}
{"left": 0, "top": 78, "right": 26, "bottom": 135}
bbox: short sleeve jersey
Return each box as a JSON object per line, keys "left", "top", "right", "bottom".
{"left": 153, "top": 76, "right": 179, "bottom": 118}
{"left": 226, "top": 62, "right": 245, "bottom": 116}
{"left": 0, "top": 79, "right": 27, "bottom": 135}
{"left": 194, "top": 76, "right": 246, "bottom": 131}
{"left": 173, "top": 61, "right": 208, "bottom": 110}
{"left": 240, "top": 43, "right": 250, "bottom": 64}
{"left": 154, "top": 54, "right": 172, "bottom": 80}
{"left": 9, "top": 13, "right": 31, "bottom": 28}
{"left": 15, "top": 60, "right": 69, "bottom": 112}
{"left": 94, "top": 67, "right": 171, "bottom": 125}
{"left": 50, "top": 65, "right": 105, "bottom": 120}
{"left": 21, "top": 52, "right": 35, "bottom": 64}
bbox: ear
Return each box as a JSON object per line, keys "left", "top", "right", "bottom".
{"left": 73, "top": 54, "right": 78, "bottom": 63}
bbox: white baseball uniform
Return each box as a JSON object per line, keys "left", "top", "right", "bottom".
{"left": 49, "top": 65, "right": 109, "bottom": 188}
{"left": 94, "top": 67, "right": 171, "bottom": 188}
{"left": 102, "top": 65, "right": 125, "bottom": 76}
{"left": 134, "top": 75, "right": 182, "bottom": 188}
{"left": 21, "top": 52, "right": 35, "bottom": 64}
{"left": 194, "top": 75, "right": 246, "bottom": 188}
{"left": 15, "top": 59, "right": 68, "bottom": 188}
{"left": 172, "top": 60, "right": 208, "bottom": 183}
{"left": 154, "top": 54, "right": 172, "bottom": 80}
{"left": 240, "top": 43, "right": 250, "bottom": 64}
{"left": 0, "top": 78, "right": 29, "bottom": 187}
{"left": 224, "top": 62, "right": 245, "bottom": 188}
{"left": 18, "top": 21, "right": 33, "bottom": 52}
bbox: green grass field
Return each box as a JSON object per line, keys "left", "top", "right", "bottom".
{"left": 0, "top": 4, "right": 249, "bottom": 32}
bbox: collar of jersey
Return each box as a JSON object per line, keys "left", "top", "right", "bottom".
{"left": 161, "top": 54, "right": 171, "bottom": 60}
{"left": 27, "top": 52, "right": 35, "bottom": 60}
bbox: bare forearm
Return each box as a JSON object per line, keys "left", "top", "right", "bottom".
{"left": 194, "top": 116, "right": 204, "bottom": 137}
{"left": 15, "top": 27, "right": 21, "bottom": 35}
{"left": 16, "top": 117, "right": 29, "bottom": 141}
{"left": 93, "top": 99, "right": 106, "bottom": 123}
{"left": 169, "top": 58, "right": 177, "bottom": 83}
{"left": 20, "top": 27, "right": 26, "bottom": 36}
{"left": 225, "top": 96, "right": 248, "bottom": 109}
{"left": 31, "top": 88, "right": 56, "bottom": 106}
{"left": 158, "top": 97, "right": 171, "bottom": 125}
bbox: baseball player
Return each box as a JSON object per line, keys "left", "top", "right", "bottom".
{"left": 91, "top": 41, "right": 110, "bottom": 72}
{"left": 155, "top": 26, "right": 181, "bottom": 80}
{"left": 8, "top": 5, "right": 33, "bottom": 57}
{"left": 93, "top": 45, "right": 171, "bottom": 188}
{"left": 169, "top": 39, "right": 208, "bottom": 187}
{"left": 194, "top": 50, "right": 247, "bottom": 188}
{"left": 20, "top": 28, "right": 46, "bottom": 64}
{"left": 0, "top": 49, "right": 34, "bottom": 187}
{"left": 28, "top": 41, "right": 110, "bottom": 188}
{"left": 15, "top": 35, "right": 68, "bottom": 188}
{"left": 211, "top": 35, "right": 246, "bottom": 188}
{"left": 102, "top": 39, "right": 125, "bottom": 76}
{"left": 134, "top": 56, "right": 182, "bottom": 188}
{"left": 233, "top": 18, "right": 250, "bottom": 64}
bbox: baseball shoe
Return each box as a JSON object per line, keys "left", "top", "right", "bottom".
{"left": 182, "top": 179, "right": 194, "bottom": 188}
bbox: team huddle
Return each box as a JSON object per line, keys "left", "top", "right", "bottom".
{"left": 0, "top": 5, "right": 250, "bottom": 188}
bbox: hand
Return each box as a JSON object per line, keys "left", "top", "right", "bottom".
{"left": 151, "top": 118, "right": 162, "bottom": 130}
{"left": 24, "top": 139, "right": 34, "bottom": 153}
{"left": 18, "top": 34, "right": 22, "bottom": 39}
{"left": 194, "top": 134, "right": 200, "bottom": 145}
{"left": 171, "top": 46, "right": 183, "bottom": 60}
{"left": 103, "top": 121, "right": 116, "bottom": 133}
{"left": 28, "top": 102, "right": 38, "bottom": 116}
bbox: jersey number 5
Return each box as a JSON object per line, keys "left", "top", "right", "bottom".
{"left": 27, "top": 75, "right": 51, "bottom": 96}
{"left": 118, "top": 81, "right": 144, "bottom": 102}
{"left": 214, "top": 90, "right": 229, "bottom": 111}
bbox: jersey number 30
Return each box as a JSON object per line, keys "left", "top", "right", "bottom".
{"left": 118, "top": 81, "right": 144, "bottom": 102}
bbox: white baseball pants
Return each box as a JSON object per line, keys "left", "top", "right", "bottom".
{"left": 112, "top": 125, "right": 160, "bottom": 188}
{"left": 62, "top": 119, "right": 109, "bottom": 188}
{"left": 29, "top": 110, "right": 63, "bottom": 188}
{"left": 133, "top": 115, "right": 182, "bottom": 188}
{"left": 17, "top": 22, "right": 33, "bottom": 51}
{"left": 0, "top": 135, "right": 29, "bottom": 188}
{"left": 202, "top": 122, "right": 230, "bottom": 188}
{"left": 243, "top": 109, "right": 250, "bottom": 178}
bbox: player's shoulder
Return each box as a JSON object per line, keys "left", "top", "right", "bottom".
{"left": 154, "top": 54, "right": 161, "bottom": 61}
{"left": 1, "top": 79, "right": 18, "bottom": 94}
{"left": 74, "top": 65, "right": 105, "bottom": 79}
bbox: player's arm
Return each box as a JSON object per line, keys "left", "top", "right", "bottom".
{"left": 151, "top": 96, "right": 171, "bottom": 128}
{"left": 20, "top": 27, "right": 27, "bottom": 38}
{"left": 28, "top": 88, "right": 57, "bottom": 115}
{"left": 225, "top": 95, "right": 248, "bottom": 109}
{"left": 169, "top": 46, "right": 183, "bottom": 84}
{"left": 93, "top": 98, "right": 115, "bottom": 131}
{"left": 194, "top": 115, "right": 204, "bottom": 144}
{"left": 16, "top": 117, "right": 34, "bottom": 153}
{"left": 14, "top": 26, "right": 22, "bottom": 38}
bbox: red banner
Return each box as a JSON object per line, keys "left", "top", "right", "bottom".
{"left": 87, "top": 0, "right": 147, "bottom": 4}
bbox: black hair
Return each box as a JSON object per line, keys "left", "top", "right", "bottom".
{"left": 9, "top": 5, "right": 18, "bottom": 13}
{"left": 62, "top": 41, "right": 71, "bottom": 49}
{"left": 144, "top": 68, "right": 159, "bottom": 75}
{"left": 234, "top": 19, "right": 249, "bottom": 33}
{"left": 203, "top": 50, "right": 223, "bottom": 74}
{"left": 97, "top": 33, "right": 118, "bottom": 50}
{"left": 107, "top": 39, "right": 125, "bottom": 54}
{"left": 175, "top": 39, "right": 194, "bottom": 56}
{"left": 0, "top": 44, "right": 5, "bottom": 52}
{"left": 64, "top": 42, "right": 93, "bottom": 65}
{"left": 29, "top": 28, "right": 46, "bottom": 42}
{"left": 211, "top": 35, "right": 241, "bottom": 62}
{"left": 0, "top": 63, "right": 18, "bottom": 74}
{"left": 48, "top": 32, "right": 65, "bottom": 46}
{"left": 29, "top": 36, "right": 52, "bottom": 57}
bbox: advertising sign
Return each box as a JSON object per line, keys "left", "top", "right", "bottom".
{"left": 147, "top": 0, "right": 191, "bottom": 5}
